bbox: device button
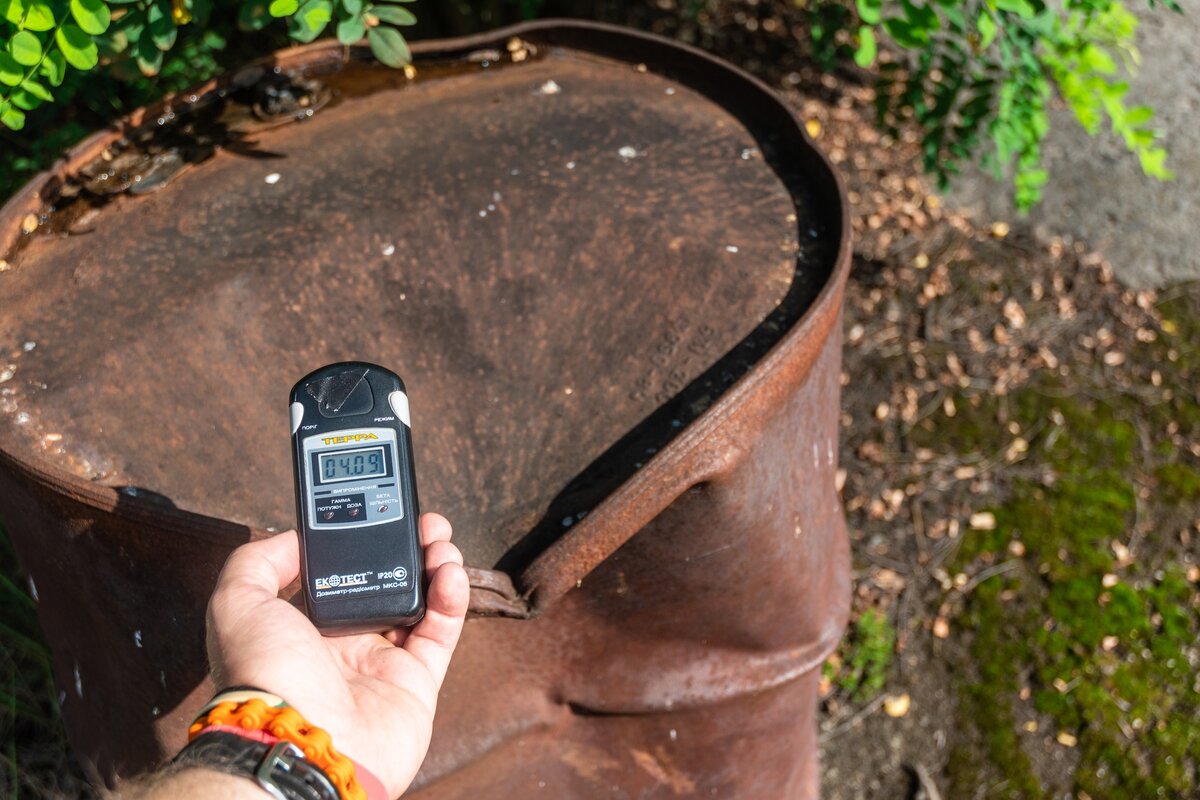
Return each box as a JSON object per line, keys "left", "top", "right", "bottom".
{"left": 387, "top": 391, "right": 411, "bottom": 427}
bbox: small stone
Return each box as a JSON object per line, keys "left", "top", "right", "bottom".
{"left": 381, "top": 244, "right": 395, "bottom": 257}
{"left": 969, "top": 511, "right": 996, "bottom": 530}
{"left": 1101, "top": 573, "right": 1119, "bottom": 588}
{"left": 21, "top": 214, "right": 38, "bottom": 234}
{"left": 1008, "top": 540, "right": 1026, "bottom": 557}
{"left": 874, "top": 402, "right": 890, "bottom": 420}
{"left": 883, "top": 693, "right": 911, "bottom": 718}
{"left": 805, "top": 119, "right": 822, "bottom": 138}
{"left": 913, "top": 253, "right": 929, "bottom": 270}
{"left": 1023, "top": 720, "right": 1038, "bottom": 732}
{"left": 990, "top": 221, "right": 1010, "bottom": 238}
{"left": 0, "top": 259, "right": 9, "bottom": 272}
{"left": 932, "top": 617, "right": 949, "bottom": 639}
{"left": 537, "top": 80, "right": 561, "bottom": 95}
{"left": 618, "top": 146, "right": 640, "bottom": 159}
{"left": 1102, "top": 635, "right": 1119, "bottom": 651}
{"left": 1056, "top": 731, "right": 1078, "bottom": 747}
{"left": 725, "top": 245, "right": 739, "bottom": 253}
{"left": 44, "top": 433, "right": 62, "bottom": 443}
{"left": 264, "top": 173, "right": 281, "bottom": 185}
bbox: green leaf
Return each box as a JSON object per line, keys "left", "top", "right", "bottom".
{"left": 10, "top": 86, "right": 44, "bottom": 109}
{"left": 238, "top": 0, "right": 272, "bottom": 30}
{"left": 336, "top": 14, "right": 364, "bottom": 43}
{"left": 370, "top": 3, "right": 416, "bottom": 25}
{"left": 69, "top": 0, "right": 110, "bottom": 34}
{"left": 0, "top": 51, "right": 22, "bottom": 85}
{"left": 995, "top": 0, "right": 1035, "bottom": 18}
{"left": 39, "top": 45, "right": 64, "bottom": 84}
{"left": 856, "top": 0, "right": 882, "bottom": 24}
{"left": 288, "top": 0, "right": 332, "bottom": 41}
{"left": 367, "top": 24, "right": 409, "bottom": 67}
{"left": 300, "top": 0, "right": 332, "bottom": 28}
{"left": 342, "top": 0, "right": 361, "bottom": 14}
{"left": 883, "top": 17, "right": 927, "bottom": 47}
{"left": 55, "top": 23, "right": 99, "bottom": 69}
{"left": 1138, "top": 146, "right": 1173, "bottom": 180}
{"left": 148, "top": 0, "right": 176, "bottom": 50}
{"left": 135, "top": 29, "right": 163, "bottom": 73}
{"left": 268, "top": 0, "right": 299, "bottom": 16}
{"left": 0, "top": 99, "right": 26, "bottom": 130}
{"left": 20, "top": 0, "right": 57, "bottom": 31}
{"left": 854, "top": 26, "right": 877, "bottom": 67}
{"left": 0, "top": 0, "right": 24, "bottom": 26}
{"left": 20, "top": 75, "right": 51, "bottom": 100}
{"left": 9, "top": 30, "right": 42, "bottom": 65}
{"left": 977, "top": 11, "right": 996, "bottom": 48}
{"left": 1123, "top": 105, "right": 1153, "bottom": 127}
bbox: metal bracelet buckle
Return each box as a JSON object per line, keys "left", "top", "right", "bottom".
{"left": 253, "top": 740, "right": 339, "bottom": 800}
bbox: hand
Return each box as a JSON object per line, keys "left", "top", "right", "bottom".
{"left": 205, "top": 515, "right": 470, "bottom": 799}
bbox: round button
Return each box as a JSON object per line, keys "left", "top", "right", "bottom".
{"left": 349, "top": 508, "right": 360, "bottom": 517}
{"left": 323, "top": 511, "right": 334, "bottom": 520}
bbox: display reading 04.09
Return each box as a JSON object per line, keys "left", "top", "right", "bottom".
{"left": 319, "top": 447, "right": 386, "bottom": 483}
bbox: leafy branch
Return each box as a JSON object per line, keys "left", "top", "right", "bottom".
{"left": 0, "top": 0, "right": 417, "bottom": 131}
{"left": 831, "top": 0, "right": 1179, "bottom": 209}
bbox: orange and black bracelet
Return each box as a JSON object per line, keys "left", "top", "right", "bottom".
{"left": 179, "top": 687, "right": 385, "bottom": 800}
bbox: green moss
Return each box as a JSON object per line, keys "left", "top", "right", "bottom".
{"left": 931, "top": 383, "right": 1200, "bottom": 798}
{"left": 1155, "top": 462, "right": 1200, "bottom": 504}
{"left": 830, "top": 608, "right": 896, "bottom": 702}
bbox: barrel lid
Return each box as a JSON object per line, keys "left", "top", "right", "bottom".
{"left": 0, "top": 27, "right": 836, "bottom": 569}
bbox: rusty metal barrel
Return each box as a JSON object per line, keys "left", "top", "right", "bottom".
{"left": 0, "top": 20, "right": 850, "bottom": 798}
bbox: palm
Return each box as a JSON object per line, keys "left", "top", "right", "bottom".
{"left": 206, "top": 517, "right": 469, "bottom": 799}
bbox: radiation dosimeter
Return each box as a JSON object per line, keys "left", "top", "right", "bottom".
{"left": 289, "top": 362, "right": 424, "bottom": 634}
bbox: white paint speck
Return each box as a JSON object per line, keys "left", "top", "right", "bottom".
{"left": 264, "top": 173, "right": 281, "bottom": 185}
{"left": 27, "top": 576, "right": 37, "bottom": 602}
{"left": 669, "top": 728, "right": 678, "bottom": 741}
{"left": 57, "top": 690, "right": 66, "bottom": 707}
{"left": 14, "top": 411, "right": 29, "bottom": 425}
{"left": 725, "top": 245, "right": 740, "bottom": 253}
{"left": 812, "top": 442, "right": 819, "bottom": 466}
{"left": 826, "top": 440, "right": 834, "bottom": 466}
{"left": 160, "top": 670, "right": 166, "bottom": 688}
{"left": 487, "top": 204, "right": 496, "bottom": 212}
{"left": 492, "top": 190, "right": 502, "bottom": 202}
{"left": 537, "top": 80, "right": 561, "bottom": 95}
{"left": 382, "top": 244, "right": 395, "bottom": 257}
{"left": 665, "top": 87, "right": 676, "bottom": 95}
{"left": 0, "top": 369, "right": 12, "bottom": 383}
{"left": 479, "top": 210, "right": 488, "bottom": 218}
{"left": 152, "top": 706, "right": 160, "bottom": 717}
{"left": 134, "top": 630, "right": 143, "bottom": 648}
{"left": 618, "top": 146, "right": 640, "bottom": 160}
{"left": 74, "top": 664, "right": 82, "bottom": 698}
{"left": 510, "top": 168, "right": 520, "bottom": 176}
{"left": 22, "top": 341, "right": 35, "bottom": 351}
{"left": 566, "top": 161, "right": 576, "bottom": 170}
{"left": 740, "top": 148, "right": 755, "bottom": 160}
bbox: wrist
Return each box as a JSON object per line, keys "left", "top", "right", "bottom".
{"left": 123, "top": 766, "right": 269, "bottom": 800}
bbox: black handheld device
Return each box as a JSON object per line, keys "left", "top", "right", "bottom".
{"left": 289, "top": 362, "right": 424, "bottom": 634}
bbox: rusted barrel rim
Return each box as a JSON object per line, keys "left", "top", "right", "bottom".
{"left": 0, "top": 20, "right": 852, "bottom": 604}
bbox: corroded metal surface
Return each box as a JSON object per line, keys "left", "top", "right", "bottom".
{"left": 0, "top": 20, "right": 851, "bottom": 798}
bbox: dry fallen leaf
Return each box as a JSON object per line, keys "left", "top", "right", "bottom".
{"left": 883, "top": 693, "right": 911, "bottom": 718}
{"left": 1023, "top": 721, "right": 1038, "bottom": 733}
{"left": 1056, "top": 731, "right": 1078, "bottom": 747}
{"left": 1102, "top": 636, "right": 1119, "bottom": 651}
{"left": 969, "top": 511, "right": 997, "bottom": 530}
{"left": 990, "top": 221, "right": 1010, "bottom": 238}
{"left": 932, "top": 617, "right": 950, "bottom": 639}
{"left": 1101, "top": 573, "right": 1119, "bottom": 588}
{"left": 805, "top": 119, "right": 823, "bottom": 138}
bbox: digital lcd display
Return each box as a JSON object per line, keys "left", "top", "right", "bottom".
{"left": 318, "top": 447, "right": 387, "bottom": 483}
